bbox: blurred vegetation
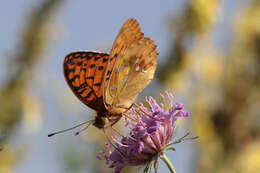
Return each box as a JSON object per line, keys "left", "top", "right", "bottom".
{"left": 1, "top": 0, "right": 259, "bottom": 173}
{"left": 0, "top": 0, "right": 64, "bottom": 172}
{"left": 158, "top": 0, "right": 260, "bottom": 173}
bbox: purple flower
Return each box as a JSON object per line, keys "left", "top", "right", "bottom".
{"left": 98, "top": 92, "right": 197, "bottom": 173}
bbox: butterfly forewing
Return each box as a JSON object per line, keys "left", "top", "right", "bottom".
{"left": 63, "top": 51, "right": 109, "bottom": 110}
{"left": 103, "top": 18, "right": 144, "bottom": 106}
{"left": 110, "top": 18, "right": 144, "bottom": 58}
{"left": 104, "top": 18, "right": 158, "bottom": 114}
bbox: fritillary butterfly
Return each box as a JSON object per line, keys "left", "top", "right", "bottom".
{"left": 63, "top": 18, "right": 158, "bottom": 129}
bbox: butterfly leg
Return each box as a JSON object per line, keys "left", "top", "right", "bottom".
{"left": 127, "top": 103, "right": 135, "bottom": 111}
{"left": 109, "top": 117, "right": 121, "bottom": 127}
{"left": 122, "top": 112, "right": 139, "bottom": 123}
{"left": 111, "top": 126, "right": 124, "bottom": 137}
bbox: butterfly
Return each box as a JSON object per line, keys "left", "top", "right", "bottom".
{"left": 63, "top": 18, "right": 157, "bottom": 129}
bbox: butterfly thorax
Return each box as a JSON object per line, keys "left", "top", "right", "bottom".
{"left": 93, "top": 110, "right": 122, "bottom": 129}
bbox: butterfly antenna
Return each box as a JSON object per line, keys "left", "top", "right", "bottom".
{"left": 48, "top": 120, "right": 94, "bottom": 137}
{"left": 168, "top": 132, "right": 199, "bottom": 146}
{"left": 122, "top": 112, "right": 139, "bottom": 123}
{"left": 74, "top": 122, "right": 92, "bottom": 136}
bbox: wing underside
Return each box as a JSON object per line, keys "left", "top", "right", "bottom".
{"left": 103, "top": 18, "right": 158, "bottom": 113}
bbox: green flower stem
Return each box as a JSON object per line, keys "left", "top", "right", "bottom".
{"left": 160, "top": 154, "right": 176, "bottom": 173}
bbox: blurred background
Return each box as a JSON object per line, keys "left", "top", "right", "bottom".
{"left": 0, "top": 0, "right": 259, "bottom": 173}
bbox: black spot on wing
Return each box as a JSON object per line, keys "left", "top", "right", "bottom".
{"left": 93, "top": 83, "right": 101, "bottom": 86}
{"left": 86, "top": 76, "right": 94, "bottom": 80}
{"left": 90, "top": 64, "right": 95, "bottom": 68}
{"left": 70, "top": 74, "right": 80, "bottom": 82}
{"left": 98, "top": 66, "right": 104, "bottom": 71}
{"left": 77, "top": 61, "right": 82, "bottom": 66}
{"left": 103, "top": 58, "right": 108, "bottom": 63}
{"left": 86, "top": 90, "right": 94, "bottom": 98}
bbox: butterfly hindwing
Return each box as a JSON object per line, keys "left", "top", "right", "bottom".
{"left": 63, "top": 51, "right": 109, "bottom": 110}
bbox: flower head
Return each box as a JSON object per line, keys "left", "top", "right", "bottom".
{"left": 99, "top": 92, "right": 197, "bottom": 173}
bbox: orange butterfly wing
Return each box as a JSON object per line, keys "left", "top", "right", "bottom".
{"left": 103, "top": 18, "right": 158, "bottom": 113}
{"left": 63, "top": 51, "right": 109, "bottom": 111}
{"left": 102, "top": 19, "right": 144, "bottom": 99}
